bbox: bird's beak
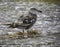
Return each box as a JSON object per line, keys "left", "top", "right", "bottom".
{"left": 36, "top": 9, "right": 42, "bottom": 13}
{"left": 30, "top": 8, "right": 42, "bottom": 13}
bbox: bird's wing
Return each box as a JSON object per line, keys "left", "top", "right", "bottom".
{"left": 23, "top": 15, "right": 37, "bottom": 24}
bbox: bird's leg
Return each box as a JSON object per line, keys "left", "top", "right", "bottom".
{"left": 27, "top": 29, "right": 29, "bottom": 38}
{"left": 23, "top": 29, "right": 27, "bottom": 38}
{"left": 25, "top": 29, "right": 28, "bottom": 38}
{"left": 23, "top": 29, "right": 24, "bottom": 38}
{"left": 27, "top": 30, "right": 28, "bottom": 38}
{"left": 23, "top": 29, "right": 28, "bottom": 38}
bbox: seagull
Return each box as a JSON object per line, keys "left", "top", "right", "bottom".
{"left": 3, "top": 8, "right": 42, "bottom": 37}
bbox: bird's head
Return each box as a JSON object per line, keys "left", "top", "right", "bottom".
{"left": 30, "top": 8, "right": 42, "bottom": 15}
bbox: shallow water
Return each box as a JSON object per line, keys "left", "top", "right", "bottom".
{"left": 0, "top": 2, "right": 60, "bottom": 47}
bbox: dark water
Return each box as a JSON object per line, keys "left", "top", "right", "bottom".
{"left": 0, "top": 2, "right": 60, "bottom": 47}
